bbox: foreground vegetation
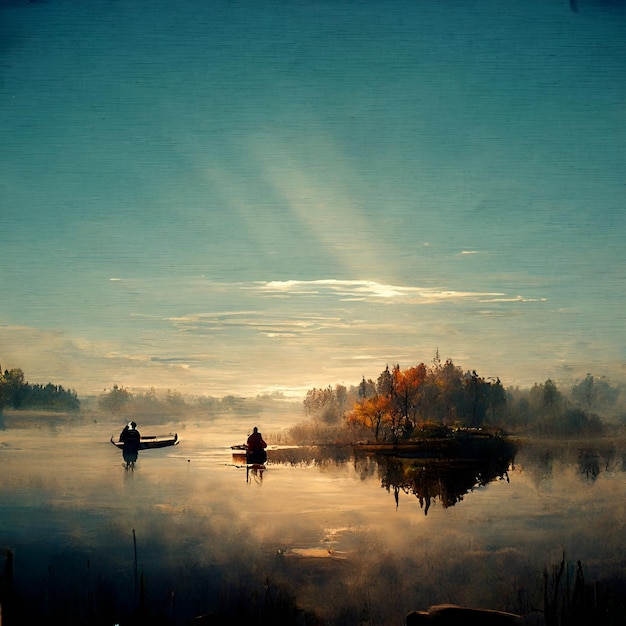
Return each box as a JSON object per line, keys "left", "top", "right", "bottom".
{"left": 1, "top": 537, "right": 624, "bottom": 625}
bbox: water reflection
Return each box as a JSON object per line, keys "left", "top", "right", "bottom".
{"left": 577, "top": 445, "right": 616, "bottom": 482}
{"left": 578, "top": 448, "right": 601, "bottom": 481}
{"left": 374, "top": 454, "right": 514, "bottom": 515}
{"left": 246, "top": 464, "right": 265, "bottom": 483}
{"left": 521, "top": 442, "right": 621, "bottom": 485}
{"left": 230, "top": 449, "right": 267, "bottom": 483}
{"left": 1, "top": 422, "right": 625, "bottom": 626}
{"left": 262, "top": 441, "right": 517, "bottom": 515}
{"left": 267, "top": 445, "right": 353, "bottom": 467}
{"left": 521, "top": 446, "right": 555, "bottom": 489}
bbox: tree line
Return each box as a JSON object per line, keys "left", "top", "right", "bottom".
{"left": 303, "top": 358, "right": 623, "bottom": 442}
{"left": 0, "top": 366, "right": 80, "bottom": 412}
{"left": 97, "top": 384, "right": 251, "bottom": 419}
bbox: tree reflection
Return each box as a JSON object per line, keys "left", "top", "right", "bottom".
{"left": 264, "top": 440, "right": 517, "bottom": 514}
{"left": 577, "top": 448, "right": 601, "bottom": 482}
{"left": 370, "top": 453, "right": 515, "bottom": 515}
{"left": 577, "top": 445, "right": 616, "bottom": 482}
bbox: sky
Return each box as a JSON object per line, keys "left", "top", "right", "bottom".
{"left": 1, "top": 0, "right": 625, "bottom": 398}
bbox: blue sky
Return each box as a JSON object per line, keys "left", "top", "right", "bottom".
{"left": 1, "top": 0, "right": 625, "bottom": 397}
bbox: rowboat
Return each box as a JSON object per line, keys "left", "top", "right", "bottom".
{"left": 231, "top": 444, "right": 267, "bottom": 465}
{"left": 110, "top": 433, "right": 179, "bottom": 450}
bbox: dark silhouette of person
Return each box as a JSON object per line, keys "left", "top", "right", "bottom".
{"left": 119, "top": 421, "right": 141, "bottom": 467}
{"left": 246, "top": 426, "right": 267, "bottom": 464}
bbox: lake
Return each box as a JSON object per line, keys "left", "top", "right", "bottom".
{"left": 0, "top": 411, "right": 625, "bottom": 624}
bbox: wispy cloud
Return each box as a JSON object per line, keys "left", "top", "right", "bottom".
{"left": 254, "top": 279, "right": 504, "bottom": 302}
{"left": 479, "top": 295, "right": 548, "bottom": 303}
{"left": 0, "top": 276, "right": 568, "bottom": 398}
{"left": 166, "top": 310, "right": 355, "bottom": 337}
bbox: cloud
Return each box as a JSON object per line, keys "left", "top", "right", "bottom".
{"left": 479, "top": 295, "right": 548, "bottom": 303}
{"left": 165, "top": 310, "right": 359, "bottom": 338}
{"left": 0, "top": 275, "right": 576, "bottom": 399}
{"left": 254, "top": 279, "right": 504, "bottom": 303}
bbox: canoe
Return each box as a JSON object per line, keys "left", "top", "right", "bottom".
{"left": 110, "top": 433, "right": 179, "bottom": 450}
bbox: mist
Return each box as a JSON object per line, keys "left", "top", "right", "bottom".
{"left": 0, "top": 404, "right": 625, "bottom": 624}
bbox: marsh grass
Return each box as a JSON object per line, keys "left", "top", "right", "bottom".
{"left": 542, "top": 555, "right": 626, "bottom": 626}
{"left": 2, "top": 533, "right": 626, "bottom": 625}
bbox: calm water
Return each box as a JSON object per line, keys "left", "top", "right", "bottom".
{"left": 1, "top": 414, "right": 625, "bottom": 624}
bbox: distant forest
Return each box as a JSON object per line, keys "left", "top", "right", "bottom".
{"left": 0, "top": 366, "right": 79, "bottom": 412}
{"left": 300, "top": 356, "right": 625, "bottom": 442}
{"left": 95, "top": 383, "right": 249, "bottom": 419}
{"left": 2, "top": 358, "right": 625, "bottom": 442}
{"left": 0, "top": 367, "right": 245, "bottom": 419}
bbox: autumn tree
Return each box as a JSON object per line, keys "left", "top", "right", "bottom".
{"left": 349, "top": 363, "right": 429, "bottom": 441}
{"left": 305, "top": 358, "right": 514, "bottom": 441}
{"left": 391, "top": 363, "right": 427, "bottom": 431}
{"left": 366, "top": 365, "right": 403, "bottom": 441}
{"left": 347, "top": 394, "right": 390, "bottom": 441}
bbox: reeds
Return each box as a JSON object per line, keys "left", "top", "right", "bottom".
{"left": 542, "top": 554, "right": 626, "bottom": 626}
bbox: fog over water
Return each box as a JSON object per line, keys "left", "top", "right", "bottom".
{"left": 1, "top": 411, "right": 625, "bottom": 623}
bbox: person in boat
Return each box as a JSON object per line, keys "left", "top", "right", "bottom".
{"left": 247, "top": 426, "right": 267, "bottom": 451}
{"left": 119, "top": 421, "right": 141, "bottom": 465}
{"left": 246, "top": 426, "right": 267, "bottom": 463}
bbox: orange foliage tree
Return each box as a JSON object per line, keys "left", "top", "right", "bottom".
{"left": 391, "top": 363, "right": 428, "bottom": 425}
{"left": 349, "top": 363, "right": 429, "bottom": 441}
{"left": 345, "top": 359, "right": 508, "bottom": 441}
{"left": 347, "top": 394, "right": 390, "bottom": 441}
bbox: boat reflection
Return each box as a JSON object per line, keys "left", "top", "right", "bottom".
{"left": 229, "top": 459, "right": 266, "bottom": 484}
{"left": 246, "top": 463, "right": 265, "bottom": 484}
